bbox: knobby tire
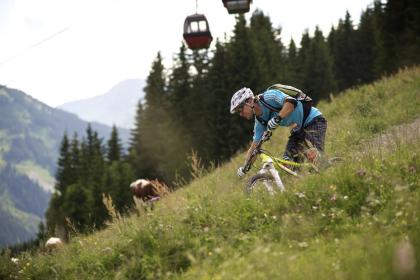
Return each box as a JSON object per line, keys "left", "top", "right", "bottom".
{"left": 245, "top": 173, "right": 276, "bottom": 194}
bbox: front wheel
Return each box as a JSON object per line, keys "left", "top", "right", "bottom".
{"left": 245, "top": 173, "right": 276, "bottom": 194}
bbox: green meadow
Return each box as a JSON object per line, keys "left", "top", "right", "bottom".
{"left": 1, "top": 67, "right": 419, "bottom": 279}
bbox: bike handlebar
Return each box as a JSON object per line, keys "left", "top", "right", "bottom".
{"left": 243, "top": 130, "right": 272, "bottom": 172}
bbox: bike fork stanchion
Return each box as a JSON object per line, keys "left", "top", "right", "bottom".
{"left": 265, "top": 162, "right": 285, "bottom": 192}
{"left": 269, "top": 168, "right": 285, "bottom": 192}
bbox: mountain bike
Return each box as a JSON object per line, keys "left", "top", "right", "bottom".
{"left": 242, "top": 130, "right": 338, "bottom": 194}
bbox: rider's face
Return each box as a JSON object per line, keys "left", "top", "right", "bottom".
{"left": 239, "top": 101, "right": 254, "bottom": 120}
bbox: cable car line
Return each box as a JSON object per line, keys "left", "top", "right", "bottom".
{"left": 0, "top": 26, "right": 70, "bottom": 68}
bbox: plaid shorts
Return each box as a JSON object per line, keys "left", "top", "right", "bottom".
{"left": 283, "top": 116, "right": 327, "bottom": 162}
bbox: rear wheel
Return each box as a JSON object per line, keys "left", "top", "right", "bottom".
{"left": 245, "top": 173, "right": 276, "bottom": 194}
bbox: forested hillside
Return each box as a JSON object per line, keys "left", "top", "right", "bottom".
{"left": 44, "top": 126, "right": 135, "bottom": 238}
{"left": 0, "top": 164, "right": 50, "bottom": 247}
{"left": 0, "top": 86, "right": 130, "bottom": 247}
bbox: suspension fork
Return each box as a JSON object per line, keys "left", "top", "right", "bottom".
{"left": 259, "top": 156, "right": 285, "bottom": 192}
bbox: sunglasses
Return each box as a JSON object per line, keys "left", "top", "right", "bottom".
{"left": 235, "top": 104, "right": 244, "bottom": 114}
{"left": 235, "top": 102, "right": 252, "bottom": 114}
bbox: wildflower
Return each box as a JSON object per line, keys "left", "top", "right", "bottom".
{"left": 298, "top": 242, "right": 309, "bottom": 248}
{"left": 295, "top": 192, "right": 305, "bottom": 198}
{"left": 330, "top": 194, "right": 337, "bottom": 202}
{"left": 343, "top": 195, "right": 348, "bottom": 200}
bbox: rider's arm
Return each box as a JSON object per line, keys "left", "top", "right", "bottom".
{"left": 243, "top": 141, "right": 259, "bottom": 166}
{"left": 277, "top": 101, "right": 295, "bottom": 119}
{"left": 264, "top": 90, "right": 296, "bottom": 124}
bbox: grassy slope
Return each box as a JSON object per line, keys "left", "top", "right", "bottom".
{"left": 1, "top": 67, "right": 420, "bottom": 279}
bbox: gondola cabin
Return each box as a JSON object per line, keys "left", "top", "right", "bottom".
{"left": 183, "top": 14, "right": 213, "bottom": 50}
{"left": 222, "top": 0, "right": 252, "bottom": 14}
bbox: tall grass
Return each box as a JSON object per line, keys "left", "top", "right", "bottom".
{"left": 1, "top": 67, "right": 419, "bottom": 280}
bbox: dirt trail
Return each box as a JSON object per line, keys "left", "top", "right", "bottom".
{"left": 364, "top": 117, "right": 420, "bottom": 151}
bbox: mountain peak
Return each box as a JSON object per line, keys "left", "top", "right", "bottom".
{"left": 58, "top": 79, "right": 145, "bottom": 129}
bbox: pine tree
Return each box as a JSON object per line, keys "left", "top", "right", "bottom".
{"left": 128, "top": 101, "right": 145, "bottom": 177}
{"left": 36, "top": 221, "right": 47, "bottom": 242}
{"left": 286, "top": 39, "right": 299, "bottom": 85}
{"left": 330, "top": 11, "right": 358, "bottom": 91}
{"left": 84, "top": 127, "right": 107, "bottom": 229}
{"left": 135, "top": 52, "right": 168, "bottom": 180}
{"left": 194, "top": 40, "right": 234, "bottom": 163}
{"left": 227, "top": 14, "right": 259, "bottom": 89}
{"left": 69, "top": 133, "right": 81, "bottom": 182}
{"left": 354, "top": 3, "right": 385, "bottom": 84}
{"left": 45, "top": 133, "right": 72, "bottom": 234}
{"left": 167, "top": 45, "right": 192, "bottom": 124}
{"left": 301, "top": 27, "right": 336, "bottom": 101}
{"left": 223, "top": 15, "right": 257, "bottom": 151}
{"left": 130, "top": 52, "right": 191, "bottom": 183}
{"left": 295, "top": 31, "right": 311, "bottom": 91}
{"left": 61, "top": 182, "right": 89, "bottom": 231}
{"left": 107, "top": 125, "right": 121, "bottom": 162}
{"left": 371, "top": 1, "right": 387, "bottom": 78}
{"left": 54, "top": 133, "right": 72, "bottom": 194}
{"left": 104, "top": 161, "right": 135, "bottom": 213}
{"left": 105, "top": 125, "right": 135, "bottom": 212}
{"left": 249, "top": 10, "right": 286, "bottom": 88}
{"left": 383, "top": 0, "right": 420, "bottom": 72}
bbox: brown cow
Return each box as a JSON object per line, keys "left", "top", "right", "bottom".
{"left": 129, "top": 179, "right": 169, "bottom": 201}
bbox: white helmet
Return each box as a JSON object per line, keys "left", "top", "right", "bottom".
{"left": 230, "top": 87, "right": 254, "bottom": 114}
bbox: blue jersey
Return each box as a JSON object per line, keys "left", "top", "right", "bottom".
{"left": 253, "top": 89, "right": 322, "bottom": 142}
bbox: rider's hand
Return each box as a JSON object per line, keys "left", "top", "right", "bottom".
{"left": 267, "top": 115, "right": 282, "bottom": 130}
{"left": 237, "top": 166, "right": 247, "bottom": 178}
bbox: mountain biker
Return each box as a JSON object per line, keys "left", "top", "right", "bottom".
{"left": 230, "top": 86, "right": 327, "bottom": 177}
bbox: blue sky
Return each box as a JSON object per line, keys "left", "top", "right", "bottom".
{"left": 0, "top": 0, "right": 373, "bottom": 107}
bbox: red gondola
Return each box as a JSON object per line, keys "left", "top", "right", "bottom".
{"left": 222, "top": 0, "right": 252, "bottom": 14}
{"left": 183, "top": 14, "right": 213, "bottom": 50}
